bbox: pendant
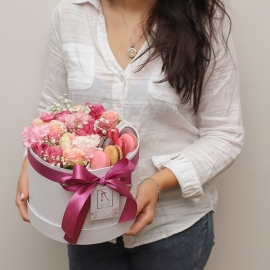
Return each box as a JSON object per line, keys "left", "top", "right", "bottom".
{"left": 127, "top": 44, "right": 136, "bottom": 58}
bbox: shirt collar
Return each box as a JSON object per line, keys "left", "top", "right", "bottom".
{"left": 72, "top": 0, "right": 101, "bottom": 9}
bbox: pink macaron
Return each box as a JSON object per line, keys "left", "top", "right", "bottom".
{"left": 119, "top": 126, "right": 137, "bottom": 138}
{"left": 90, "top": 151, "right": 110, "bottom": 169}
{"left": 120, "top": 133, "right": 138, "bottom": 155}
{"left": 115, "top": 137, "right": 128, "bottom": 158}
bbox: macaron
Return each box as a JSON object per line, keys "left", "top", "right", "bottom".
{"left": 107, "top": 128, "right": 120, "bottom": 143}
{"left": 120, "top": 133, "right": 138, "bottom": 154}
{"left": 119, "top": 126, "right": 137, "bottom": 138}
{"left": 97, "top": 136, "right": 114, "bottom": 149}
{"left": 104, "top": 145, "right": 123, "bottom": 165}
{"left": 90, "top": 151, "right": 111, "bottom": 169}
{"left": 115, "top": 137, "right": 128, "bottom": 158}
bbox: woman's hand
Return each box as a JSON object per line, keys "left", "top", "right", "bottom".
{"left": 125, "top": 168, "right": 179, "bottom": 236}
{"left": 125, "top": 179, "right": 159, "bottom": 236}
{"left": 15, "top": 157, "right": 30, "bottom": 222}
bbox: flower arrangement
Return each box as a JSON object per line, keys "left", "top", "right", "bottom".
{"left": 21, "top": 95, "right": 121, "bottom": 169}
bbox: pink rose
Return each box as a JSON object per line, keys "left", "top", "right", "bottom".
{"left": 48, "top": 120, "right": 66, "bottom": 135}
{"left": 63, "top": 148, "right": 87, "bottom": 166}
{"left": 54, "top": 110, "right": 72, "bottom": 122}
{"left": 102, "top": 110, "right": 119, "bottom": 128}
{"left": 86, "top": 102, "right": 106, "bottom": 120}
{"left": 39, "top": 112, "right": 55, "bottom": 123}
{"left": 32, "top": 118, "right": 45, "bottom": 126}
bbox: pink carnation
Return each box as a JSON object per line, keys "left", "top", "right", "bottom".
{"left": 79, "top": 119, "right": 95, "bottom": 135}
{"left": 21, "top": 124, "right": 50, "bottom": 148}
{"left": 64, "top": 111, "right": 92, "bottom": 132}
{"left": 72, "top": 134, "right": 101, "bottom": 154}
{"left": 86, "top": 102, "right": 106, "bottom": 120}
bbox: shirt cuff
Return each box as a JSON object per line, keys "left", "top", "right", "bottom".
{"left": 152, "top": 153, "right": 204, "bottom": 202}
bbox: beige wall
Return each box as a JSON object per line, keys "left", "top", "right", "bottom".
{"left": 1, "top": 0, "right": 269, "bottom": 269}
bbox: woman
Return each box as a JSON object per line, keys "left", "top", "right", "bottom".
{"left": 16, "top": 0, "right": 244, "bottom": 269}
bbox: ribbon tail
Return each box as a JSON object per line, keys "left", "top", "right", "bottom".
{"left": 63, "top": 199, "right": 89, "bottom": 245}
{"left": 62, "top": 184, "right": 96, "bottom": 244}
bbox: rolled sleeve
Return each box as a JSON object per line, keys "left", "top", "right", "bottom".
{"left": 152, "top": 153, "right": 204, "bottom": 201}
{"left": 152, "top": 35, "right": 244, "bottom": 201}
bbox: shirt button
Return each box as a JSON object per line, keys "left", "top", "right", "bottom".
{"left": 120, "top": 76, "right": 124, "bottom": 82}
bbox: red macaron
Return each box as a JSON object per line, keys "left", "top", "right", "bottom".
{"left": 107, "top": 128, "right": 120, "bottom": 143}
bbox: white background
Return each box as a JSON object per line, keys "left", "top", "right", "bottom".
{"left": 0, "top": 0, "right": 269, "bottom": 269}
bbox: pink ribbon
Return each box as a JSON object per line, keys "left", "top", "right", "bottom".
{"left": 28, "top": 150, "right": 139, "bottom": 244}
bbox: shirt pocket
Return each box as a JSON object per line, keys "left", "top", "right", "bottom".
{"left": 62, "top": 43, "right": 95, "bottom": 91}
{"left": 148, "top": 59, "right": 181, "bottom": 105}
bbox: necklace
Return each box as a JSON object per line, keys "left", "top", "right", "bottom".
{"left": 118, "top": 1, "right": 142, "bottom": 58}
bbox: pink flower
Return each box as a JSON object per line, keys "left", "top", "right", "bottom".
{"left": 32, "top": 118, "right": 45, "bottom": 126}
{"left": 21, "top": 124, "right": 50, "bottom": 148}
{"left": 93, "top": 118, "right": 112, "bottom": 136}
{"left": 44, "top": 146, "right": 63, "bottom": 165}
{"left": 63, "top": 148, "right": 87, "bottom": 166}
{"left": 48, "top": 120, "right": 66, "bottom": 135}
{"left": 102, "top": 110, "right": 120, "bottom": 128}
{"left": 64, "top": 111, "right": 92, "bottom": 132}
{"left": 47, "top": 130, "right": 61, "bottom": 145}
{"left": 86, "top": 102, "right": 106, "bottom": 120}
{"left": 45, "top": 146, "right": 63, "bottom": 158}
{"left": 54, "top": 110, "right": 72, "bottom": 122}
{"left": 32, "top": 143, "right": 47, "bottom": 157}
{"left": 72, "top": 135, "right": 101, "bottom": 154}
{"left": 39, "top": 112, "right": 55, "bottom": 123}
{"left": 79, "top": 119, "right": 95, "bottom": 135}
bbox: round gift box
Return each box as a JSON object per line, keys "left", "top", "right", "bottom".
{"left": 27, "top": 120, "right": 139, "bottom": 245}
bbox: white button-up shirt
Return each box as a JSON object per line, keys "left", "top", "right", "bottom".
{"left": 38, "top": 0, "right": 244, "bottom": 247}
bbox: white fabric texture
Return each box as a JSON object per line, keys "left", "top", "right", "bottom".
{"left": 37, "top": 0, "right": 244, "bottom": 248}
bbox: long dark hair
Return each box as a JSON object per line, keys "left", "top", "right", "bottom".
{"left": 140, "top": 0, "right": 231, "bottom": 113}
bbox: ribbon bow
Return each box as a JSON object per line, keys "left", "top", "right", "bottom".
{"left": 59, "top": 159, "right": 137, "bottom": 244}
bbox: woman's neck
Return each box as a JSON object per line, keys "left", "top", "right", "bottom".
{"left": 114, "top": 0, "right": 155, "bottom": 12}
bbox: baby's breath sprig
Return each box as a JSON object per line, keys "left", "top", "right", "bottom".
{"left": 47, "top": 94, "right": 72, "bottom": 113}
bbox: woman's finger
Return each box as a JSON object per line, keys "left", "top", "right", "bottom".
{"left": 125, "top": 207, "right": 154, "bottom": 236}
{"left": 15, "top": 158, "right": 30, "bottom": 222}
